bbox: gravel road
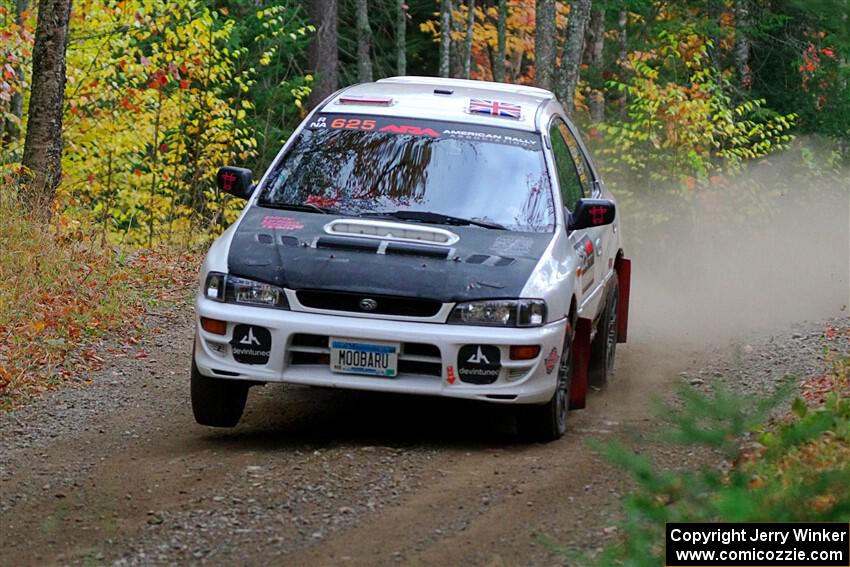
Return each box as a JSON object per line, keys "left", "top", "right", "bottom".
{"left": 1, "top": 299, "right": 846, "bottom": 566}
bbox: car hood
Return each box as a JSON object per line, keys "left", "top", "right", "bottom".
{"left": 227, "top": 207, "right": 554, "bottom": 302}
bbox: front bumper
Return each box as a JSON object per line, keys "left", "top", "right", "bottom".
{"left": 193, "top": 296, "right": 567, "bottom": 404}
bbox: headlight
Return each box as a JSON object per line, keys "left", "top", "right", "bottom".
{"left": 204, "top": 272, "right": 289, "bottom": 309}
{"left": 448, "top": 299, "right": 546, "bottom": 327}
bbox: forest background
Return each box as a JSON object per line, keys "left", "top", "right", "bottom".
{"left": 1, "top": 0, "right": 848, "bottom": 245}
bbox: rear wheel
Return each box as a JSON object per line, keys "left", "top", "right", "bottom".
{"left": 517, "top": 325, "right": 573, "bottom": 442}
{"left": 589, "top": 273, "right": 619, "bottom": 388}
{"left": 191, "top": 361, "right": 249, "bottom": 427}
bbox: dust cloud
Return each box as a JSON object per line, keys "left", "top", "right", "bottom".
{"left": 619, "top": 144, "right": 850, "bottom": 346}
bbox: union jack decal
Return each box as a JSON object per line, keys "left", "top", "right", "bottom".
{"left": 468, "top": 98, "right": 522, "bottom": 119}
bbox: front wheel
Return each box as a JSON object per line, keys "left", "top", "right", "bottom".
{"left": 517, "top": 326, "right": 573, "bottom": 442}
{"left": 191, "top": 361, "right": 249, "bottom": 427}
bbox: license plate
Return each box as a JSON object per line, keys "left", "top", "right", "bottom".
{"left": 329, "top": 338, "right": 399, "bottom": 377}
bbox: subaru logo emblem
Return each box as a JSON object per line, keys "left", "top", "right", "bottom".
{"left": 359, "top": 298, "right": 378, "bottom": 311}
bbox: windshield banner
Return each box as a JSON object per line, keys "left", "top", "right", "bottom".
{"left": 307, "top": 113, "right": 542, "bottom": 150}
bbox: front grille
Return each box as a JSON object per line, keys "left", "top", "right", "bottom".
{"left": 296, "top": 290, "right": 442, "bottom": 318}
{"left": 288, "top": 334, "right": 442, "bottom": 377}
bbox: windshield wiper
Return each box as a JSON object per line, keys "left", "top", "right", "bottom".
{"left": 257, "top": 201, "right": 338, "bottom": 214}
{"left": 360, "top": 210, "right": 507, "bottom": 230}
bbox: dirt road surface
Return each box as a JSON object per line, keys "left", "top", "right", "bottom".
{"left": 2, "top": 310, "right": 846, "bottom": 566}
{"left": 0, "top": 300, "right": 698, "bottom": 566}
{"left": 1, "top": 186, "right": 847, "bottom": 566}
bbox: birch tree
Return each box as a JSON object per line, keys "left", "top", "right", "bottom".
{"left": 734, "top": 0, "right": 752, "bottom": 90}
{"left": 494, "top": 0, "right": 507, "bottom": 82}
{"left": 306, "top": 0, "right": 338, "bottom": 107}
{"left": 21, "top": 0, "right": 72, "bottom": 217}
{"left": 1, "top": 0, "right": 28, "bottom": 147}
{"left": 355, "top": 0, "right": 373, "bottom": 82}
{"left": 462, "top": 0, "right": 475, "bottom": 78}
{"left": 534, "top": 0, "right": 556, "bottom": 89}
{"left": 557, "top": 0, "right": 591, "bottom": 116}
{"left": 584, "top": 5, "right": 605, "bottom": 122}
{"left": 616, "top": 9, "right": 628, "bottom": 116}
{"left": 439, "top": 0, "right": 452, "bottom": 77}
{"left": 396, "top": 0, "right": 407, "bottom": 75}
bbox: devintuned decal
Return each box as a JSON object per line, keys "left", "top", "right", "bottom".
{"left": 230, "top": 325, "right": 272, "bottom": 365}
{"left": 261, "top": 216, "right": 304, "bottom": 231}
{"left": 545, "top": 348, "right": 559, "bottom": 374}
{"left": 457, "top": 344, "right": 501, "bottom": 385}
{"left": 574, "top": 235, "right": 595, "bottom": 292}
{"left": 447, "top": 366, "right": 456, "bottom": 385}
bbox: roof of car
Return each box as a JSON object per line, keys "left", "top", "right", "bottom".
{"left": 320, "top": 76, "right": 556, "bottom": 132}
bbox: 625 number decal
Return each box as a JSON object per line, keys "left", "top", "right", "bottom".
{"left": 330, "top": 118, "right": 376, "bottom": 130}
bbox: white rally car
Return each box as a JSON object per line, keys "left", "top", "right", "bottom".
{"left": 192, "top": 76, "right": 631, "bottom": 441}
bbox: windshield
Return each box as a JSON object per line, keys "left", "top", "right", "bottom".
{"left": 260, "top": 114, "right": 555, "bottom": 232}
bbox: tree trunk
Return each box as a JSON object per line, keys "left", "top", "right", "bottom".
{"left": 462, "top": 0, "right": 475, "bottom": 78}
{"left": 617, "top": 9, "right": 628, "bottom": 116}
{"left": 587, "top": 90, "right": 605, "bottom": 122}
{"left": 534, "top": 0, "right": 556, "bottom": 89}
{"left": 21, "top": 0, "right": 72, "bottom": 217}
{"left": 509, "top": 46, "right": 523, "bottom": 83}
{"left": 583, "top": 5, "right": 604, "bottom": 67}
{"left": 584, "top": 5, "right": 605, "bottom": 122}
{"left": 396, "top": 0, "right": 407, "bottom": 75}
{"left": 557, "top": 0, "right": 591, "bottom": 117}
{"left": 2, "top": 0, "right": 28, "bottom": 148}
{"left": 450, "top": 2, "right": 463, "bottom": 77}
{"left": 439, "top": 0, "right": 452, "bottom": 77}
{"left": 734, "top": 0, "right": 752, "bottom": 90}
{"left": 494, "top": 0, "right": 507, "bottom": 82}
{"left": 355, "top": 0, "right": 373, "bottom": 82}
{"left": 306, "top": 0, "right": 338, "bottom": 108}
{"left": 707, "top": 0, "right": 723, "bottom": 71}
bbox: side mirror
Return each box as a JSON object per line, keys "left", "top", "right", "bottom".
{"left": 568, "top": 198, "right": 616, "bottom": 231}
{"left": 216, "top": 166, "right": 254, "bottom": 199}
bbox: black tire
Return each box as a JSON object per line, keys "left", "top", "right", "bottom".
{"left": 589, "top": 272, "right": 619, "bottom": 388}
{"left": 517, "top": 326, "right": 573, "bottom": 442}
{"left": 191, "top": 361, "right": 249, "bottom": 427}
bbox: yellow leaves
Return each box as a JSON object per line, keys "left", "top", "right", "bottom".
{"left": 52, "top": 0, "right": 260, "bottom": 247}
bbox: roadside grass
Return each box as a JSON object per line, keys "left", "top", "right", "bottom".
{"left": 558, "top": 348, "right": 850, "bottom": 566}
{"left": 0, "top": 193, "right": 198, "bottom": 409}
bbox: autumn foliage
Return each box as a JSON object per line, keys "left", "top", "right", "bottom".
{"left": 0, "top": 191, "right": 197, "bottom": 407}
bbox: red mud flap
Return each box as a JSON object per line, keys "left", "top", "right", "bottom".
{"left": 569, "top": 317, "right": 592, "bottom": 410}
{"left": 615, "top": 257, "right": 631, "bottom": 343}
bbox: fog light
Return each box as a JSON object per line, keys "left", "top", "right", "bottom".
{"left": 509, "top": 345, "right": 540, "bottom": 360}
{"left": 201, "top": 317, "right": 227, "bottom": 335}
{"left": 206, "top": 340, "right": 228, "bottom": 355}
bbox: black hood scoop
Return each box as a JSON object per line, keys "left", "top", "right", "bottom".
{"left": 228, "top": 207, "right": 553, "bottom": 303}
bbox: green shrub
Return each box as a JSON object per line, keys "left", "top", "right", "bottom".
{"left": 572, "top": 371, "right": 850, "bottom": 567}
